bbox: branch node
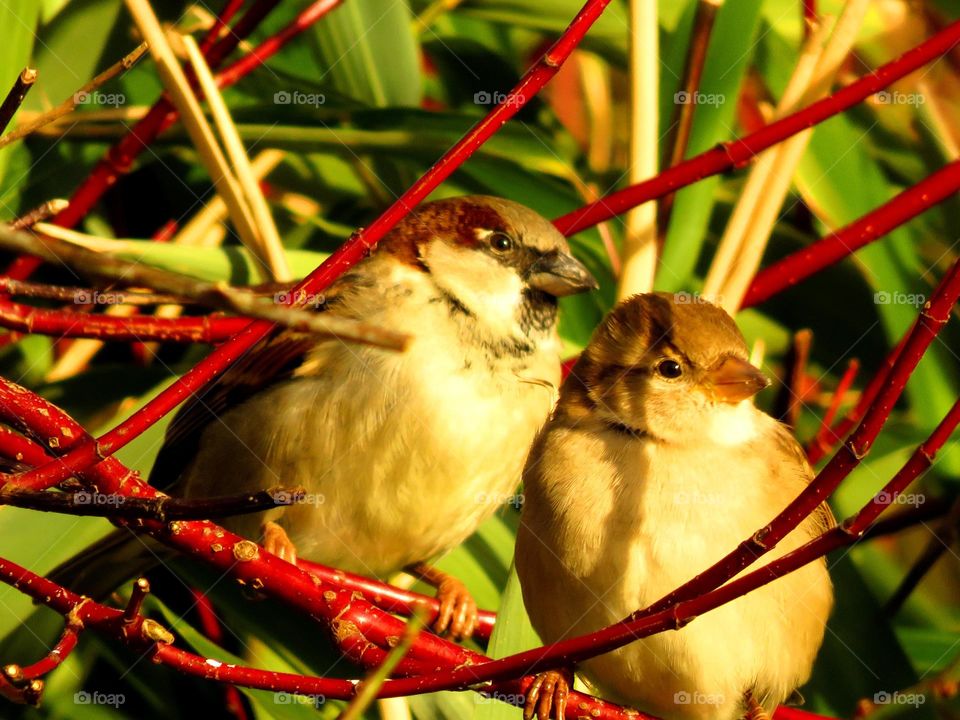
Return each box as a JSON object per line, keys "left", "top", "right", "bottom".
{"left": 232, "top": 540, "right": 259, "bottom": 562}
{"left": 123, "top": 577, "right": 150, "bottom": 624}
{"left": 2, "top": 664, "right": 23, "bottom": 685}
{"left": 140, "top": 618, "right": 175, "bottom": 645}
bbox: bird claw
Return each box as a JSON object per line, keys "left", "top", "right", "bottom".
{"left": 433, "top": 575, "right": 478, "bottom": 640}
{"left": 261, "top": 521, "right": 298, "bottom": 566}
{"left": 523, "top": 670, "right": 570, "bottom": 720}
{"left": 743, "top": 690, "right": 771, "bottom": 720}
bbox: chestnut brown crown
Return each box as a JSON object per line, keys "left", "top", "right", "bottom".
{"left": 563, "top": 293, "right": 770, "bottom": 440}
{"left": 378, "top": 195, "right": 597, "bottom": 298}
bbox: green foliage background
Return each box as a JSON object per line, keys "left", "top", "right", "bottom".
{"left": 0, "top": 0, "right": 957, "bottom": 718}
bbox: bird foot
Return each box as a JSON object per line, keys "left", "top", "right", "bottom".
{"left": 406, "top": 563, "right": 478, "bottom": 640}
{"left": 523, "top": 668, "right": 572, "bottom": 720}
{"left": 261, "top": 521, "right": 298, "bottom": 565}
{"left": 743, "top": 691, "right": 771, "bottom": 720}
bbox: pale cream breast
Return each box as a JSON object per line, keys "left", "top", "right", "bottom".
{"left": 517, "top": 410, "right": 832, "bottom": 720}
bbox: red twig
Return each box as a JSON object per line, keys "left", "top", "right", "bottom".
{"left": 743, "top": 158, "right": 960, "bottom": 307}
{"left": 0, "top": 298, "right": 249, "bottom": 343}
{"left": 300, "top": 559, "right": 496, "bottom": 641}
{"left": 801, "top": 0, "right": 817, "bottom": 38}
{"left": 215, "top": 0, "right": 345, "bottom": 88}
{"left": 807, "top": 339, "right": 904, "bottom": 464}
{"left": 809, "top": 358, "right": 860, "bottom": 462}
{"left": 18, "top": 626, "right": 79, "bottom": 680}
{"left": 199, "top": 0, "right": 246, "bottom": 54}
{"left": 553, "top": 20, "right": 960, "bottom": 237}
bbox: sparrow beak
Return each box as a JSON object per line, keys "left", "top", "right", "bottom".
{"left": 526, "top": 251, "right": 599, "bottom": 297}
{"left": 704, "top": 355, "right": 770, "bottom": 404}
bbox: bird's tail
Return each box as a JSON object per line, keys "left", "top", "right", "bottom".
{"left": 48, "top": 528, "right": 171, "bottom": 599}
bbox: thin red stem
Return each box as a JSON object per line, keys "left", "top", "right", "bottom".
{"left": 300, "top": 559, "right": 496, "bottom": 641}
{"left": 215, "top": 0, "right": 345, "bottom": 88}
{"left": 199, "top": 0, "right": 246, "bottom": 54}
{"left": 0, "top": 299, "right": 249, "bottom": 343}
{"left": 553, "top": 20, "right": 960, "bottom": 237}
{"left": 18, "top": 627, "right": 79, "bottom": 679}
{"left": 807, "top": 338, "right": 905, "bottom": 464}
{"left": 743, "top": 158, "right": 960, "bottom": 307}
{"left": 809, "top": 358, "right": 860, "bottom": 461}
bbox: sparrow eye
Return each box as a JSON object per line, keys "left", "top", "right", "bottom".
{"left": 490, "top": 232, "right": 514, "bottom": 252}
{"left": 656, "top": 359, "right": 682, "bottom": 379}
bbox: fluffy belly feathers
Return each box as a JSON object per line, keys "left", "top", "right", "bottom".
{"left": 183, "top": 341, "right": 556, "bottom": 577}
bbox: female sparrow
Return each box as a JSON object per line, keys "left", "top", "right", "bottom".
{"left": 515, "top": 292, "right": 833, "bottom": 719}
{"left": 58, "top": 195, "right": 596, "bottom": 640}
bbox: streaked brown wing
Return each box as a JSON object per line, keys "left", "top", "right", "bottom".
{"left": 148, "top": 329, "right": 315, "bottom": 490}
{"left": 149, "top": 272, "right": 364, "bottom": 490}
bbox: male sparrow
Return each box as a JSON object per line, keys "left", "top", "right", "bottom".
{"left": 58, "top": 195, "right": 596, "bottom": 639}
{"left": 515, "top": 293, "right": 833, "bottom": 719}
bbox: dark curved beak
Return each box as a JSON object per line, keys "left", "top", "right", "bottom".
{"left": 705, "top": 355, "right": 770, "bottom": 404}
{"left": 526, "top": 251, "right": 598, "bottom": 297}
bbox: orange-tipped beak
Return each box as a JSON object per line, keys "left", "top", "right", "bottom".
{"left": 704, "top": 355, "right": 769, "bottom": 404}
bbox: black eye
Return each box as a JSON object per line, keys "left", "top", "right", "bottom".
{"left": 656, "top": 359, "right": 682, "bottom": 379}
{"left": 490, "top": 232, "right": 513, "bottom": 252}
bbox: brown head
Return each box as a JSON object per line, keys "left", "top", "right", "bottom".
{"left": 563, "top": 292, "right": 769, "bottom": 442}
{"left": 376, "top": 196, "right": 597, "bottom": 339}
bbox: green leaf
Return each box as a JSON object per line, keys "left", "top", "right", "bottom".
{"left": 76, "top": 241, "right": 329, "bottom": 284}
{"left": 0, "top": 0, "right": 41, "bottom": 183}
{"left": 656, "top": 0, "right": 765, "bottom": 291}
{"left": 473, "top": 564, "right": 540, "bottom": 720}
{"left": 308, "top": 0, "right": 422, "bottom": 107}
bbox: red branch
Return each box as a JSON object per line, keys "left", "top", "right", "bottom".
{"left": 809, "top": 358, "right": 860, "bottom": 462}
{"left": 807, "top": 339, "right": 904, "bottom": 464}
{"left": 553, "top": 19, "right": 960, "bottom": 237}
{"left": 300, "top": 559, "right": 496, "bottom": 641}
{"left": 215, "top": 0, "right": 345, "bottom": 88}
{"left": 743, "top": 158, "right": 960, "bottom": 307}
{"left": 0, "top": 299, "right": 248, "bottom": 342}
